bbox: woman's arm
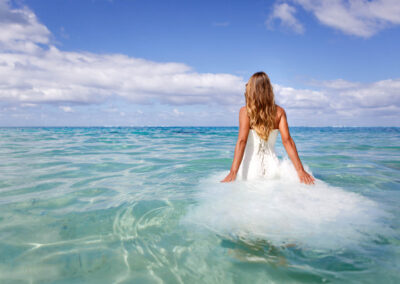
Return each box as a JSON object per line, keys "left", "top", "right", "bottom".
{"left": 221, "top": 107, "right": 250, "bottom": 182}
{"left": 278, "top": 108, "right": 315, "bottom": 185}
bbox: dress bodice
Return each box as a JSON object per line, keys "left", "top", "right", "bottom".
{"left": 248, "top": 129, "right": 279, "bottom": 155}
{"left": 236, "top": 129, "right": 280, "bottom": 180}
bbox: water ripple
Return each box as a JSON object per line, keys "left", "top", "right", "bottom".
{"left": 0, "top": 127, "right": 398, "bottom": 283}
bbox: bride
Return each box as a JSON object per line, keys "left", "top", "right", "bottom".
{"left": 221, "top": 71, "right": 315, "bottom": 184}
{"left": 184, "top": 73, "right": 387, "bottom": 249}
{"left": 183, "top": 75, "right": 387, "bottom": 249}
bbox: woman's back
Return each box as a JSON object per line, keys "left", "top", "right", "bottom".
{"left": 236, "top": 128, "right": 280, "bottom": 180}
{"left": 248, "top": 105, "right": 284, "bottom": 130}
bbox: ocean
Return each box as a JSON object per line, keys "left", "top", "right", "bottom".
{"left": 0, "top": 127, "right": 399, "bottom": 283}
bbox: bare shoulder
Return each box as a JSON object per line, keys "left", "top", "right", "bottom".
{"left": 239, "top": 106, "right": 250, "bottom": 126}
{"left": 275, "top": 105, "right": 286, "bottom": 125}
{"left": 276, "top": 105, "right": 286, "bottom": 117}
{"left": 239, "top": 106, "right": 248, "bottom": 118}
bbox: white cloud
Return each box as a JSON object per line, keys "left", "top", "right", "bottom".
{"left": 269, "top": 0, "right": 400, "bottom": 37}
{"left": 0, "top": 48, "right": 245, "bottom": 106}
{"left": 311, "top": 79, "right": 361, "bottom": 89}
{"left": 267, "top": 3, "right": 305, "bottom": 34}
{"left": 270, "top": 77, "right": 400, "bottom": 126}
{"left": 173, "top": 108, "right": 184, "bottom": 116}
{"left": 59, "top": 105, "right": 74, "bottom": 112}
{"left": 0, "top": 1, "right": 245, "bottom": 107}
{"left": 328, "top": 78, "right": 400, "bottom": 109}
{"left": 20, "top": 103, "right": 37, "bottom": 107}
{"left": 0, "top": 0, "right": 50, "bottom": 53}
{"left": 274, "top": 84, "right": 328, "bottom": 109}
{"left": 282, "top": 78, "right": 400, "bottom": 110}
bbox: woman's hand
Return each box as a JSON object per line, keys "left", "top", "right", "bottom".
{"left": 297, "top": 169, "right": 315, "bottom": 185}
{"left": 221, "top": 171, "right": 237, "bottom": 183}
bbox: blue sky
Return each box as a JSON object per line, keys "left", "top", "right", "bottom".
{"left": 1, "top": 0, "right": 399, "bottom": 126}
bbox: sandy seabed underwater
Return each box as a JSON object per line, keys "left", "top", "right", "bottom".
{"left": 0, "top": 127, "right": 399, "bottom": 283}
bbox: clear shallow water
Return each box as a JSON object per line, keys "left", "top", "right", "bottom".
{"left": 0, "top": 127, "right": 399, "bottom": 283}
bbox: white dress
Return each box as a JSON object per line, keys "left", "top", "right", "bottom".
{"left": 236, "top": 129, "right": 281, "bottom": 180}
{"left": 183, "top": 128, "right": 388, "bottom": 250}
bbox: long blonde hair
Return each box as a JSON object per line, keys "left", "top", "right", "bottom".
{"left": 245, "top": 71, "right": 277, "bottom": 141}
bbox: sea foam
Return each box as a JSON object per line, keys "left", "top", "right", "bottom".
{"left": 183, "top": 164, "right": 391, "bottom": 250}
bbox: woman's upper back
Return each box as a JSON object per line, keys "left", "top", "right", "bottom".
{"left": 242, "top": 105, "right": 285, "bottom": 130}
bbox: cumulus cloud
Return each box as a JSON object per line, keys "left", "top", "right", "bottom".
{"left": 0, "top": 0, "right": 245, "bottom": 107}
{"left": 272, "top": 80, "right": 399, "bottom": 126}
{"left": 274, "top": 85, "right": 328, "bottom": 109}
{"left": 277, "top": 78, "right": 400, "bottom": 111}
{"left": 0, "top": 49, "right": 244, "bottom": 105}
{"left": 267, "top": 3, "right": 305, "bottom": 34}
{"left": 269, "top": 0, "right": 400, "bottom": 37}
{"left": 0, "top": 0, "right": 50, "bottom": 53}
{"left": 326, "top": 78, "right": 400, "bottom": 109}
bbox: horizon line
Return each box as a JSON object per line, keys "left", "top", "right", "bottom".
{"left": 0, "top": 125, "right": 399, "bottom": 128}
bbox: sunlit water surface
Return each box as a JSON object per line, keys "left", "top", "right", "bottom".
{"left": 0, "top": 127, "right": 399, "bottom": 283}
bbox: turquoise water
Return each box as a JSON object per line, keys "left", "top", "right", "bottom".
{"left": 0, "top": 127, "right": 399, "bottom": 283}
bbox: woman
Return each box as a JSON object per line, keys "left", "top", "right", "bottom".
{"left": 221, "top": 71, "right": 315, "bottom": 184}
{"left": 184, "top": 74, "right": 383, "bottom": 249}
